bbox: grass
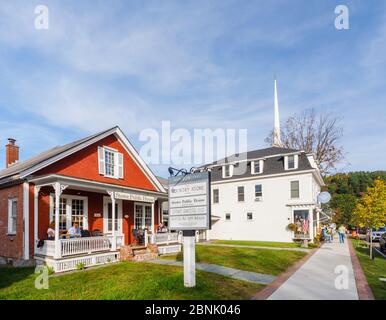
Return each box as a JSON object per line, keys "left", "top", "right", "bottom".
{"left": 351, "top": 239, "right": 386, "bottom": 300}
{"left": 0, "top": 261, "right": 262, "bottom": 300}
{"left": 162, "top": 245, "right": 307, "bottom": 275}
{"left": 210, "top": 239, "right": 318, "bottom": 249}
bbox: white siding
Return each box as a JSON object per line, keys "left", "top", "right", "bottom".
{"left": 210, "top": 172, "right": 316, "bottom": 242}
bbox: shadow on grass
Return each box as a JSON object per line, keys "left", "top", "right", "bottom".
{"left": 0, "top": 266, "right": 35, "bottom": 290}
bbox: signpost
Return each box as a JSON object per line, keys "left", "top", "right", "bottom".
{"left": 168, "top": 171, "right": 211, "bottom": 287}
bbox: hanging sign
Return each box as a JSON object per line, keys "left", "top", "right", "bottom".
{"left": 168, "top": 171, "right": 211, "bottom": 230}
{"left": 114, "top": 191, "right": 155, "bottom": 203}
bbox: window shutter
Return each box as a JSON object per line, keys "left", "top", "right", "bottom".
{"left": 98, "top": 147, "right": 105, "bottom": 175}
{"left": 117, "top": 152, "right": 124, "bottom": 179}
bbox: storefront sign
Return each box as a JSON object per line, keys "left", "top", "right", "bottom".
{"left": 114, "top": 192, "right": 155, "bottom": 203}
{"left": 168, "top": 171, "right": 211, "bottom": 230}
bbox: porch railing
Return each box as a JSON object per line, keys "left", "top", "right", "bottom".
{"left": 153, "top": 232, "right": 181, "bottom": 245}
{"left": 35, "top": 236, "right": 122, "bottom": 258}
{"left": 61, "top": 237, "right": 111, "bottom": 256}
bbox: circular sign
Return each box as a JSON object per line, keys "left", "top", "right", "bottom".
{"left": 317, "top": 191, "right": 331, "bottom": 204}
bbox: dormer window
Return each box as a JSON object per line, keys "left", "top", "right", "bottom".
{"left": 251, "top": 160, "right": 264, "bottom": 174}
{"left": 285, "top": 154, "right": 298, "bottom": 170}
{"left": 98, "top": 146, "right": 124, "bottom": 179}
{"left": 222, "top": 164, "right": 233, "bottom": 178}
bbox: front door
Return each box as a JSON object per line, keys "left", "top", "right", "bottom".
{"left": 134, "top": 203, "right": 152, "bottom": 230}
{"left": 103, "top": 197, "right": 123, "bottom": 235}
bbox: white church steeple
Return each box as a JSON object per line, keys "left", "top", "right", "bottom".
{"left": 273, "top": 78, "right": 282, "bottom": 147}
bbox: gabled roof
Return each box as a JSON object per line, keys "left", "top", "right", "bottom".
{"left": 0, "top": 127, "right": 114, "bottom": 180}
{"left": 0, "top": 126, "right": 166, "bottom": 193}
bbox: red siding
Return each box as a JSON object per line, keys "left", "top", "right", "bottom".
{"left": 35, "top": 134, "right": 158, "bottom": 191}
{"left": 0, "top": 184, "right": 24, "bottom": 260}
{"left": 33, "top": 187, "right": 158, "bottom": 247}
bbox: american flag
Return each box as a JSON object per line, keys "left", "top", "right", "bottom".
{"left": 303, "top": 219, "right": 309, "bottom": 234}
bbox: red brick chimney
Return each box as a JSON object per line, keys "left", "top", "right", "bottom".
{"left": 6, "top": 138, "right": 19, "bottom": 168}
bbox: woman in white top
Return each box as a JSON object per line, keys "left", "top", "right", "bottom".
{"left": 47, "top": 222, "right": 55, "bottom": 240}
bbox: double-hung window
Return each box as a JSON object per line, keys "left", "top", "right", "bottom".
{"left": 238, "top": 186, "right": 244, "bottom": 202}
{"left": 255, "top": 184, "right": 263, "bottom": 197}
{"left": 285, "top": 155, "right": 298, "bottom": 170}
{"left": 222, "top": 165, "right": 233, "bottom": 178}
{"left": 98, "top": 146, "right": 124, "bottom": 179}
{"left": 8, "top": 198, "right": 17, "bottom": 234}
{"left": 291, "top": 181, "right": 300, "bottom": 198}
{"left": 213, "top": 189, "right": 219, "bottom": 204}
{"left": 251, "top": 160, "right": 264, "bottom": 174}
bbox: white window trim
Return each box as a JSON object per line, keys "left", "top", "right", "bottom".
{"left": 222, "top": 164, "right": 234, "bottom": 178}
{"left": 49, "top": 194, "right": 89, "bottom": 230}
{"left": 98, "top": 146, "right": 124, "bottom": 180}
{"left": 237, "top": 186, "right": 245, "bottom": 202}
{"left": 255, "top": 184, "right": 263, "bottom": 199}
{"left": 134, "top": 202, "right": 152, "bottom": 229}
{"left": 103, "top": 196, "right": 123, "bottom": 235}
{"left": 7, "top": 198, "right": 17, "bottom": 235}
{"left": 213, "top": 188, "right": 219, "bottom": 204}
{"left": 285, "top": 155, "right": 299, "bottom": 171}
{"left": 251, "top": 159, "right": 264, "bottom": 174}
{"left": 290, "top": 180, "right": 300, "bottom": 199}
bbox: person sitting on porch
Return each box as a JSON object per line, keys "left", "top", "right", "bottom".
{"left": 68, "top": 223, "right": 81, "bottom": 238}
{"left": 47, "top": 222, "right": 55, "bottom": 240}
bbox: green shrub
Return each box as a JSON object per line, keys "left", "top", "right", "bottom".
{"left": 76, "top": 262, "right": 86, "bottom": 270}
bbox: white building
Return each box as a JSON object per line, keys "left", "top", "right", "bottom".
{"left": 204, "top": 80, "right": 325, "bottom": 243}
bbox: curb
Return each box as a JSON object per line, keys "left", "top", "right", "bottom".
{"left": 251, "top": 247, "right": 318, "bottom": 300}
{"left": 347, "top": 239, "right": 375, "bottom": 300}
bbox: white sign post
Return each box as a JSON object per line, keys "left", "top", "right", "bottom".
{"left": 168, "top": 171, "right": 211, "bottom": 288}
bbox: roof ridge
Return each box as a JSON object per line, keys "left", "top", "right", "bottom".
{"left": 0, "top": 126, "right": 118, "bottom": 180}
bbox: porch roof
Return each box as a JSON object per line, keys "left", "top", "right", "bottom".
{"left": 30, "top": 174, "right": 168, "bottom": 200}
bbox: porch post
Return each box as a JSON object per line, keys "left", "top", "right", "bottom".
{"left": 53, "top": 182, "right": 68, "bottom": 259}
{"left": 309, "top": 208, "right": 314, "bottom": 242}
{"left": 151, "top": 201, "right": 155, "bottom": 234}
{"left": 34, "top": 186, "right": 41, "bottom": 248}
{"left": 107, "top": 190, "right": 117, "bottom": 251}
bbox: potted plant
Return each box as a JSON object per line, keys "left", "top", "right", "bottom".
{"left": 287, "top": 223, "right": 297, "bottom": 232}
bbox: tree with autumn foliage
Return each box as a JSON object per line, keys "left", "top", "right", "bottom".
{"left": 352, "top": 179, "right": 386, "bottom": 259}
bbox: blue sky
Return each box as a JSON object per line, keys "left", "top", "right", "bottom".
{"left": 0, "top": 0, "right": 385, "bottom": 177}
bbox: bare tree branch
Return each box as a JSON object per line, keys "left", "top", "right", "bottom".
{"left": 265, "top": 108, "right": 344, "bottom": 174}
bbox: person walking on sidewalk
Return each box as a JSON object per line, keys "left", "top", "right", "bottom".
{"left": 338, "top": 225, "right": 347, "bottom": 244}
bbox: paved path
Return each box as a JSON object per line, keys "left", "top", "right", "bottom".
{"left": 148, "top": 259, "right": 276, "bottom": 285}
{"left": 268, "top": 238, "right": 359, "bottom": 300}
{"left": 198, "top": 242, "right": 309, "bottom": 252}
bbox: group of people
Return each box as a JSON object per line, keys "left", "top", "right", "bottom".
{"left": 47, "top": 222, "right": 82, "bottom": 240}
{"left": 322, "top": 224, "right": 347, "bottom": 244}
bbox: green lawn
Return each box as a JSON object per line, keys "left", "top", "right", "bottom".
{"left": 351, "top": 239, "right": 386, "bottom": 300}
{"left": 0, "top": 261, "right": 262, "bottom": 300}
{"left": 209, "top": 239, "right": 317, "bottom": 249}
{"left": 163, "top": 245, "right": 307, "bottom": 275}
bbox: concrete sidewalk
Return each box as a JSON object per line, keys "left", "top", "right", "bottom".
{"left": 148, "top": 259, "right": 276, "bottom": 285}
{"left": 268, "top": 237, "right": 359, "bottom": 300}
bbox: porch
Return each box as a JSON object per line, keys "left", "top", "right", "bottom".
{"left": 30, "top": 174, "right": 168, "bottom": 272}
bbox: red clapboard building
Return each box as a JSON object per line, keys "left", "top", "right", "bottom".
{"left": 0, "top": 126, "right": 168, "bottom": 272}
